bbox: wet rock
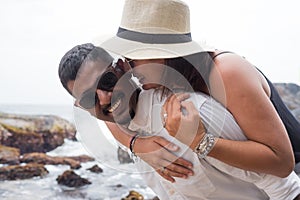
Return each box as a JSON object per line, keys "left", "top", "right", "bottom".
{"left": 292, "top": 108, "right": 300, "bottom": 122}
{"left": 0, "top": 112, "right": 76, "bottom": 139}
{"left": 0, "top": 112, "right": 76, "bottom": 153}
{"left": 151, "top": 197, "right": 160, "bottom": 200}
{"left": 87, "top": 164, "right": 103, "bottom": 173}
{"left": 274, "top": 83, "right": 300, "bottom": 121}
{"left": 0, "top": 123, "right": 12, "bottom": 143}
{"left": 0, "top": 123, "right": 45, "bottom": 154}
{"left": 295, "top": 162, "right": 300, "bottom": 175}
{"left": 66, "top": 155, "right": 95, "bottom": 163}
{"left": 0, "top": 163, "right": 48, "bottom": 180}
{"left": 121, "top": 190, "right": 144, "bottom": 200}
{"left": 0, "top": 145, "right": 20, "bottom": 165}
{"left": 56, "top": 170, "right": 91, "bottom": 188}
{"left": 118, "top": 147, "right": 133, "bottom": 164}
{"left": 21, "top": 152, "right": 81, "bottom": 169}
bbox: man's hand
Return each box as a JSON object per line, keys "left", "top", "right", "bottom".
{"left": 133, "top": 135, "right": 194, "bottom": 183}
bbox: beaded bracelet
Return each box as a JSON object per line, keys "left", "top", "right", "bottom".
{"left": 129, "top": 134, "right": 139, "bottom": 156}
{"left": 194, "top": 133, "right": 217, "bottom": 159}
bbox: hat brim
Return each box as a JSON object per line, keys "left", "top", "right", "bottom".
{"left": 96, "top": 35, "right": 214, "bottom": 60}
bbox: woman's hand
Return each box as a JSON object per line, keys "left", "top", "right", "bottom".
{"left": 163, "top": 93, "right": 206, "bottom": 150}
{"left": 133, "top": 135, "right": 194, "bottom": 183}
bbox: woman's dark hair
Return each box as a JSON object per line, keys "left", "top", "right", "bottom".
{"left": 58, "top": 43, "right": 113, "bottom": 95}
{"left": 164, "top": 51, "right": 214, "bottom": 94}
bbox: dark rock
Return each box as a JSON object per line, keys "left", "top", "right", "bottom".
{"left": 21, "top": 152, "right": 81, "bottom": 169}
{"left": 0, "top": 112, "right": 76, "bottom": 153}
{"left": 151, "top": 197, "right": 160, "bottom": 200}
{"left": 65, "top": 155, "right": 95, "bottom": 163}
{"left": 0, "top": 145, "right": 20, "bottom": 165}
{"left": 118, "top": 147, "right": 133, "bottom": 164}
{"left": 274, "top": 83, "right": 300, "bottom": 122}
{"left": 121, "top": 190, "right": 144, "bottom": 200}
{"left": 295, "top": 162, "right": 300, "bottom": 175}
{"left": 0, "top": 163, "right": 48, "bottom": 180}
{"left": 0, "top": 124, "right": 45, "bottom": 154}
{"left": 87, "top": 164, "right": 103, "bottom": 173}
{"left": 0, "top": 123, "right": 12, "bottom": 143}
{"left": 0, "top": 112, "right": 76, "bottom": 139}
{"left": 292, "top": 108, "right": 300, "bottom": 122}
{"left": 56, "top": 170, "right": 91, "bottom": 188}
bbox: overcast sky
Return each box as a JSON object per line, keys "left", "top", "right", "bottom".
{"left": 0, "top": 0, "right": 299, "bottom": 105}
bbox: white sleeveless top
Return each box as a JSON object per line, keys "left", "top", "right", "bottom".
{"left": 128, "top": 89, "right": 300, "bottom": 200}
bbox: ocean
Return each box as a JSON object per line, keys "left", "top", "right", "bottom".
{"left": 0, "top": 104, "right": 155, "bottom": 200}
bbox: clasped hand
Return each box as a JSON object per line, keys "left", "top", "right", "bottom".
{"left": 133, "top": 93, "right": 206, "bottom": 182}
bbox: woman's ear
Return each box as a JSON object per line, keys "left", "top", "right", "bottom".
{"left": 116, "top": 58, "right": 127, "bottom": 72}
{"left": 120, "top": 58, "right": 134, "bottom": 71}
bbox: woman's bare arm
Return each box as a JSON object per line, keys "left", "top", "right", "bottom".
{"left": 210, "top": 53, "right": 294, "bottom": 177}
{"left": 164, "top": 53, "right": 294, "bottom": 178}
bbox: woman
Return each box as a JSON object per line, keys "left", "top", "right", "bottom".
{"left": 101, "top": 0, "right": 300, "bottom": 179}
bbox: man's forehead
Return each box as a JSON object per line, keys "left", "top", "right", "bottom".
{"left": 79, "top": 59, "right": 110, "bottom": 77}
{"left": 72, "top": 60, "right": 111, "bottom": 97}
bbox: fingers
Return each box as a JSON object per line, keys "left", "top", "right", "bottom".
{"left": 156, "top": 168, "right": 175, "bottom": 183}
{"left": 168, "top": 93, "right": 190, "bottom": 102}
{"left": 153, "top": 136, "right": 194, "bottom": 171}
{"left": 180, "top": 100, "right": 197, "bottom": 111}
{"left": 163, "top": 93, "right": 190, "bottom": 134}
{"left": 154, "top": 136, "right": 179, "bottom": 152}
{"left": 157, "top": 157, "right": 193, "bottom": 174}
{"left": 175, "top": 93, "right": 190, "bottom": 101}
{"left": 164, "top": 94, "right": 181, "bottom": 117}
{"left": 173, "top": 157, "right": 193, "bottom": 170}
{"left": 156, "top": 162, "right": 194, "bottom": 183}
{"left": 136, "top": 136, "right": 195, "bottom": 183}
{"left": 164, "top": 93, "right": 190, "bottom": 111}
{"left": 138, "top": 136, "right": 193, "bottom": 168}
{"left": 153, "top": 157, "right": 194, "bottom": 182}
{"left": 162, "top": 167, "right": 187, "bottom": 179}
{"left": 165, "top": 162, "right": 194, "bottom": 177}
{"left": 180, "top": 101, "right": 200, "bottom": 118}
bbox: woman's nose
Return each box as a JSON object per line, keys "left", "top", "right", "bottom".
{"left": 96, "top": 89, "right": 112, "bottom": 106}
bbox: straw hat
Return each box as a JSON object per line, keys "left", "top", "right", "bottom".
{"left": 99, "top": 0, "right": 213, "bottom": 59}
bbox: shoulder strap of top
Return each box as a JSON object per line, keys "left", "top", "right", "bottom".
{"left": 212, "top": 51, "right": 234, "bottom": 60}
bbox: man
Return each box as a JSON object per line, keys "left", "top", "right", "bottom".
{"left": 58, "top": 43, "right": 300, "bottom": 200}
{"left": 58, "top": 43, "right": 194, "bottom": 181}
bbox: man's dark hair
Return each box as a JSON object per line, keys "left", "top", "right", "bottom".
{"left": 58, "top": 43, "right": 113, "bottom": 95}
{"left": 58, "top": 43, "right": 95, "bottom": 95}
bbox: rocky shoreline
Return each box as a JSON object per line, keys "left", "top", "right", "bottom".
{"left": 0, "top": 110, "right": 153, "bottom": 199}
{"left": 0, "top": 113, "right": 96, "bottom": 182}
{"left": 0, "top": 82, "right": 299, "bottom": 199}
